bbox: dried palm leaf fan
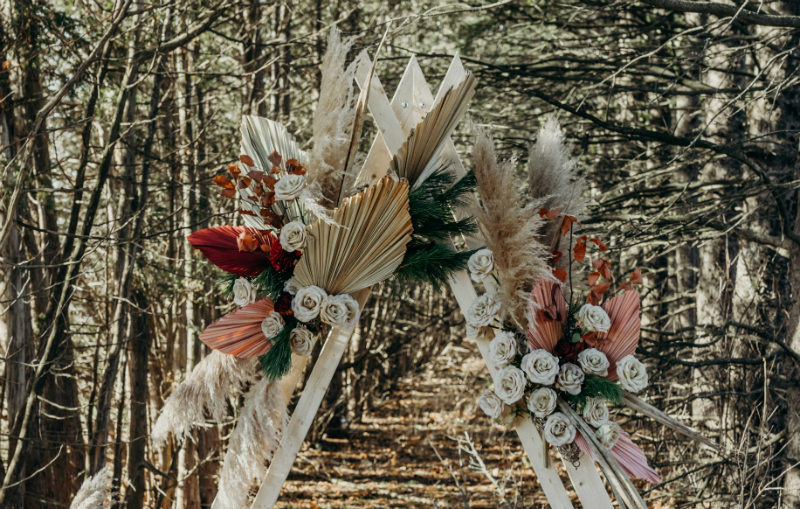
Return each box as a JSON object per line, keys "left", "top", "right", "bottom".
{"left": 293, "top": 175, "right": 413, "bottom": 294}
{"left": 237, "top": 116, "right": 307, "bottom": 227}
{"left": 389, "top": 72, "right": 476, "bottom": 187}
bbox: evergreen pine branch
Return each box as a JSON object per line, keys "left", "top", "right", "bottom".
{"left": 253, "top": 265, "right": 291, "bottom": 300}
{"left": 395, "top": 241, "right": 476, "bottom": 290}
{"left": 259, "top": 318, "right": 295, "bottom": 380}
{"left": 565, "top": 375, "right": 624, "bottom": 408}
{"left": 218, "top": 273, "right": 239, "bottom": 298}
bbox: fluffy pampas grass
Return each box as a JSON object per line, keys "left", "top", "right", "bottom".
{"left": 152, "top": 350, "right": 258, "bottom": 446}
{"left": 307, "top": 27, "right": 357, "bottom": 206}
{"left": 212, "top": 377, "right": 288, "bottom": 509}
{"left": 471, "top": 128, "right": 550, "bottom": 329}
{"left": 527, "top": 117, "right": 584, "bottom": 247}
{"left": 70, "top": 467, "right": 112, "bottom": 509}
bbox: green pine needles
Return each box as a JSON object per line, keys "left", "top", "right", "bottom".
{"left": 253, "top": 264, "right": 292, "bottom": 300}
{"left": 259, "top": 316, "right": 296, "bottom": 380}
{"left": 395, "top": 168, "right": 478, "bottom": 290}
{"left": 566, "top": 375, "right": 624, "bottom": 408}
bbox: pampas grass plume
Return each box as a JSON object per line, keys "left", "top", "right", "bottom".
{"left": 70, "top": 467, "right": 112, "bottom": 509}
{"left": 471, "top": 128, "right": 550, "bottom": 329}
{"left": 152, "top": 351, "right": 257, "bottom": 446}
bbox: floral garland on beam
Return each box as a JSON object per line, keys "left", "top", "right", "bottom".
{"left": 470, "top": 218, "right": 659, "bottom": 483}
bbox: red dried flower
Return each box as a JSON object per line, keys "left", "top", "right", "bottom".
{"left": 268, "top": 236, "right": 301, "bottom": 272}
{"left": 553, "top": 337, "right": 585, "bottom": 363}
{"left": 274, "top": 291, "right": 293, "bottom": 315}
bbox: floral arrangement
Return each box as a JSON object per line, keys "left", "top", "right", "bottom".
{"left": 467, "top": 123, "right": 712, "bottom": 494}
{"left": 470, "top": 217, "right": 658, "bottom": 483}
{"left": 185, "top": 47, "right": 477, "bottom": 381}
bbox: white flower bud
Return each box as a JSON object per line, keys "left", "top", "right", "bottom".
{"left": 578, "top": 304, "right": 611, "bottom": 333}
{"left": 617, "top": 355, "right": 648, "bottom": 393}
{"left": 292, "top": 286, "right": 327, "bottom": 322}
{"left": 232, "top": 278, "right": 256, "bottom": 307}
{"left": 527, "top": 387, "right": 557, "bottom": 418}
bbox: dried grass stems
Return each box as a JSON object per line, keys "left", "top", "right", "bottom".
{"left": 307, "top": 28, "right": 357, "bottom": 206}
{"left": 70, "top": 467, "right": 112, "bottom": 509}
{"left": 527, "top": 117, "right": 585, "bottom": 249}
{"left": 214, "top": 377, "right": 287, "bottom": 509}
{"left": 471, "top": 129, "right": 550, "bottom": 330}
{"left": 152, "top": 351, "right": 258, "bottom": 446}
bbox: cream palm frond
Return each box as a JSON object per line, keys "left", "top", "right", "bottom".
{"left": 292, "top": 176, "right": 413, "bottom": 295}
{"left": 389, "top": 72, "right": 476, "bottom": 187}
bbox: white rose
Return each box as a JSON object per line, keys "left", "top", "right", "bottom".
{"left": 596, "top": 422, "right": 621, "bottom": 449}
{"left": 336, "top": 294, "right": 360, "bottom": 328}
{"left": 521, "top": 349, "right": 560, "bottom": 385}
{"left": 274, "top": 174, "right": 306, "bottom": 201}
{"left": 494, "top": 365, "right": 527, "bottom": 405}
{"left": 260, "top": 311, "right": 284, "bottom": 339}
{"left": 292, "top": 285, "right": 327, "bottom": 322}
{"left": 577, "top": 348, "right": 610, "bottom": 377}
{"left": 284, "top": 277, "right": 300, "bottom": 295}
{"left": 578, "top": 304, "right": 611, "bottom": 333}
{"left": 478, "top": 389, "right": 504, "bottom": 419}
{"left": 468, "top": 248, "right": 494, "bottom": 282}
{"left": 488, "top": 331, "right": 517, "bottom": 366}
{"left": 544, "top": 412, "right": 576, "bottom": 446}
{"left": 279, "top": 221, "right": 307, "bottom": 252}
{"left": 557, "top": 363, "right": 585, "bottom": 395}
{"left": 466, "top": 293, "right": 501, "bottom": 328}
{"left": 582, "top": 397, "right": 609, "bottom": 427}
{"left": 617, "top": 355, "right": 648, "bottom": 393}
{"left": 527, "top": 387, "right": 557, "bottom": 418}
{"left": 320, "top": 294, "right": 358, "bottom": 327}
{"left": 232, "top": 278, "right": 256, "bottom": 307}
{"left": 289, "top": 326, "right": 315, "bottom": 356}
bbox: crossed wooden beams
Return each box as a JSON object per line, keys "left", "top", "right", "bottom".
{"left": 249, "top": 53, "right": 618, "bottom": 509}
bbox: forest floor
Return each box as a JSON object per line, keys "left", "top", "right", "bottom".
{"left": 275, "top": 340, "right": 565, "bottom": 508}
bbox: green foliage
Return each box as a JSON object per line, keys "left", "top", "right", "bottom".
{"left": 218, "top": 273, "right": 239, "bottom": 298}
{"left": 396, "top": 242, "right": 475, "bottom": 291}
{"left": 395, "top": 168, "right": 477, "bottom": 289}
{"left": 253, "top": 265, "right": 291, "bottom": 300}
{"left": 259, "top": 317, "right": 295, "bottom": 380}
{"left": 565, "top": 375, "right": 624, "bottom": 408}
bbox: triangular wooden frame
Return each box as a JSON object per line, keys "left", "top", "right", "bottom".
{"left": 248, "top": 54, "right": 619, "bottom": 509}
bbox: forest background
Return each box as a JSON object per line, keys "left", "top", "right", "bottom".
{"left": 1, "top": 0, "right": 800, "bottom": 507}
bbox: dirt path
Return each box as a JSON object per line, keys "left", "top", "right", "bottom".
{"left": 276, "top": 340, "right": 562, "bottom": 508}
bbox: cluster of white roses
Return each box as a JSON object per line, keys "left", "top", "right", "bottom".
{"left": 465, "top": 249, "right": 502, "bottom": 334}
{"left": 289, "top": 285, "right": 360, "bottom": 328}
{"left": 479, "top": 329, "right": 648, "bottom": 448}
{"left": 470, "top": 249, "right": 649, "bottom": 449}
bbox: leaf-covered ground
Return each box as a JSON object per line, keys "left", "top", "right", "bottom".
{"left": 276, "top": 341, "right": 560, "bottom": 508}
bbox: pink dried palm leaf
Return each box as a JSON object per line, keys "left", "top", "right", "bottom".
{"left": 200, "top": 299, "right": 273, "bottom": 358}
{"left": 575, "top": 431, "right": 660, "bottom": 484}
{"left": 188, "top": 225, "right": 269, "bottom": 276}
{"left": 596, "top": 290, "right": 641, "bottom": 379}
{"left": 527, "top": 278, "right": 566, "bottom": 352}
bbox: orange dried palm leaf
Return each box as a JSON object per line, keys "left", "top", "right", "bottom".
{"left": 200, "top": 299, "right": 273, "bottom": 358}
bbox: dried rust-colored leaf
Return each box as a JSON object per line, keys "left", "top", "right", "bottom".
{"left": 589, "top": 237, "right": 609, "bottom": 251}
{"left": 561, "top": 215, "right": 579, "bottom": 236}
{"left": 574, "top": 235, "right": 587, "bottom": 262}
{"left": 588, "top": 271, "right": 601, "bottom": 286}
{"left": 227, "top": 162, "right": 241, "bottom": 178}
{"left": 630, "top": 268, "right": 643, "bottom": 285}
{"left": 221, "top": 188, "right": 236, "bottom": 198}
{"left": 213, "top": 175, "right": 234, "bottom": 190}
{"left": 593, "top": 259, "right": 612, "bottom": 280}
{"left": 268, "top": 150, "right": 282, "bottom": 167}
{"left": 240, "top": 154, "right": 255, "bottom": 167}
{"left": 554, "top": 267, "right": 567, "bottom": 282}
{"left": 539, "top": 208, "right": 559, "bottom": 219}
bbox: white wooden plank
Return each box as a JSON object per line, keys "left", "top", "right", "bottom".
{"left": 251, "top": 291, "right": 371, "bottom": 509}
{"left": 449, "top": 271, "right": 574, "bottom": 509}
